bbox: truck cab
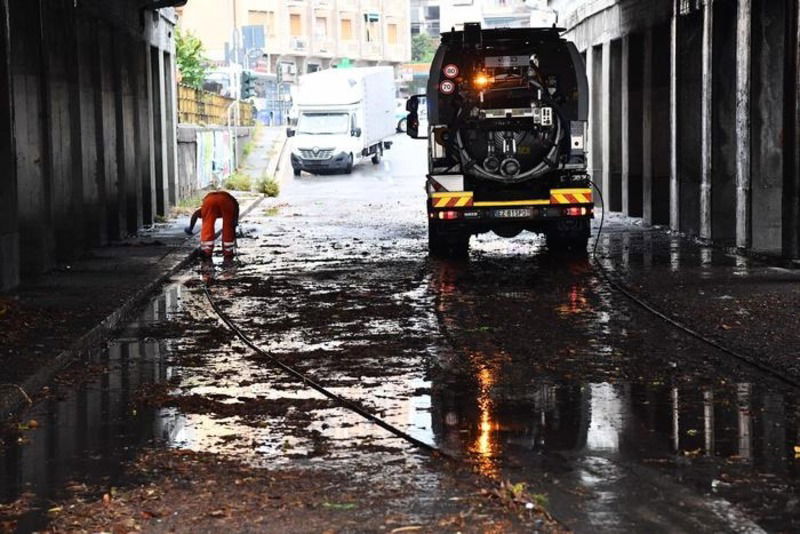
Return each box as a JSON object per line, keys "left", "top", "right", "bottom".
{"left": 406, "top": 23, "right": 593, "bottom": 256}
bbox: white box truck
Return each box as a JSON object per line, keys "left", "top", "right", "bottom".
{"left": 288, "top": 67, "right": 395, "bottom": 175}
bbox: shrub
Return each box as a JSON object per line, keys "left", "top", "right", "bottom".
{"left": 224, "top": 172, "right": 252, "bottom": 191}
{"left": 256, "top": 175, "right": 280, "bottom": 197}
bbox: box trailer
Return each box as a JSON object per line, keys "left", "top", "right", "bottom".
{"left": 288, "top": 67, "right": 396, "bottom": 175}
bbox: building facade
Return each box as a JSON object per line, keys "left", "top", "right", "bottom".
{"left": 178, "top": 0, "right": 411, "bottom": 80}
{"left": 438, "top": 0, "right": 555, "bottom": 33}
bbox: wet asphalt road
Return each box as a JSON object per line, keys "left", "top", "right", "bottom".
{"left": 2, "top": 134, "right": 800, "bottom": 533}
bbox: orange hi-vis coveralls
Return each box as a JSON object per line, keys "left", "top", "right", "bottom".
{"left": 199, "top": 191, "right": 239, "bottom": 257}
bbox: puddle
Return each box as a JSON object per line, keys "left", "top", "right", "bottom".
{"left": 2, "top": 152, "right": 799, "bottom": 533}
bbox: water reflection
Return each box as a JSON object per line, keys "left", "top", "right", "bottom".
{"left": 427, "top": 248, "right": 800, "bottom": 532}
{"left": 0, "top": 285, "right": 183, "bottom": 531}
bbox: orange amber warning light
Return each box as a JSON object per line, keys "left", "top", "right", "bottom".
{"left": 473, "top": 73, "right": 491, "bottom": 88}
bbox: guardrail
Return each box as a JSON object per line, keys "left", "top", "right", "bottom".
{"left": 177, "top": 85, "right": 255, "bottom": 126}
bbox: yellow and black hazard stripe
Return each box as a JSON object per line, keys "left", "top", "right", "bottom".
{"left": 431, "top": 192, "right": 474, "bottom": 208}
{"left": 549, "top": 188, "right": 593, "bottom": 205}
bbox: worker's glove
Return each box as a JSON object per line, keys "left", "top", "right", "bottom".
{"left": 184, "top": 226, "right": 193, "bottom": 236}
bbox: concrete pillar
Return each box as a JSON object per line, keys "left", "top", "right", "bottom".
{"left": 601, "top": 41, "right": 612, "bottom": 206}
{"left": 142, "top": 43, "right": 157, "bottom": 226}
{"left": 670, "top": 0, "right": 680, "bottom": 231}
{"left": 735, "top": 0, "right": 752, "bottom": 249}
{"left": 642, "top": 28, "right": 654, "bottom": 226}
{"left": 0, "top": 0, "right": 18, "bottom": 290}
{"left": 700, "top": 0, "right": 714, "bottom": 240}
{"left": 164, "top": 51, "right": 178, "bottom": 206}
{"left": 14, "top": 0, "right": 55, "bottom": 274}
{"left": 156, "top": 49, "right": 170, "bottom": 214}
{"left": 591, "top": 45, "right": 604, "bottom": 191}
{"left": 783, "top": 0, "right": 800, "bottom": 258}
{"left": 751, "top": 0, "right": 786, "bottom": 253}
{"left": 97, "top": 24, "right": 121, "bottom": 240}
{"left": 77, "top": 12, "right": 106, "bottom": 247}
{"left": 585, "top": 45, "right": 594, "bottom": 178}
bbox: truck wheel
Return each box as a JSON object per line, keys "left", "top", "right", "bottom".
{"left": 397, "top": 118, "right": 407, "bottom": 133}
{"left": 428, "top": 220, "right": 469, "bottom": 258}
{"left": 371, "top": 147, "right": 382, "bottom": 165}
{"left": 293, "top": 168, "right": 301, "bottom": 177}
{"left": 344, "top": 154, "right": 354, "bottom": 174}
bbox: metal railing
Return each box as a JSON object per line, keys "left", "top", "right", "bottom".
{"left": 177, "top": 85, "right": 255, "bottom": 126}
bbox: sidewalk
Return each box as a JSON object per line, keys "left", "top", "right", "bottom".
{"left": 0, "top": 192, "right": 264, "bottom": 420}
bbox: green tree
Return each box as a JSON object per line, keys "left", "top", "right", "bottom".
{"left": 411, "top": 33, "right": 437, "bottom": 63}
{"left": 176, "top": 28, "right": 208, "bottom": 89}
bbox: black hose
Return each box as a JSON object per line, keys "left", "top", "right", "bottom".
{"left": 201, "top": 284, "right": 453, "bottom": 459}
{"left": 588, "top": 181, "right": 800, "bottom": 390}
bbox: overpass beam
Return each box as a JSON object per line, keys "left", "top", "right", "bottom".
{"left": 735, "top": 0, "right": 752, "bottom": 249}
{"left": 0, "top": 0, "right": 18, "bottom": 291}
{"left": 700, "top": 0, "right": 714, "bottom": 240}
{"left": 670, "top": 0, "right": 680, "bottom": 231}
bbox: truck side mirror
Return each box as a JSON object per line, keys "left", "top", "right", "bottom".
{"left": 286, "top": 127, "right": 295, "bottom": 138}
{"left": 405, "top": 94, "right": 428, "bottom": 139}
{"left": 351, "top": 127, "right": 362, "bottom": 138}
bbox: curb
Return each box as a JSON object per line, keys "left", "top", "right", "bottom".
{"left": 0, "top": 195, "right": 266, "bottom": 421}
{"left": 267, "top": 131, "right": 288, "bottom": 179}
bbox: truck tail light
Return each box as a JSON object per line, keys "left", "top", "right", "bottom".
{"left": 564, "top": 207, "right": 588, "bottom": 217}
{"left": 438, "top": 210, "right": 462, "bottom": 220}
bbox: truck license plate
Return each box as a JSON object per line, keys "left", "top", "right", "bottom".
{"left": 492, "top": 208, "right": 532, "bottom": 219}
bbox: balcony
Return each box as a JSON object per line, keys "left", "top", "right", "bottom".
{"left": 312, "top": 38, "right": 336, "bottom": 57}
{"left": 290, "top": 37, "right": 308, "bottom": 51}
{"left": 337, "top": 0, "right": 359, "bottom": 11}
{"left": 384, "top": 44, "right": 408, "bottom": 63}
{"left": 338, "top": 41, "right": 360, "bottom": 58}
{"left": 361, "top": 41, "right": 382, "bottom": 60}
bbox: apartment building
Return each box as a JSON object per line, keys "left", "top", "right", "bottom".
{"left": 178, "top": 0, "right": 411, "bottom": 81}
{"left": 411, "top": 0, "right": 441, "bottom": 36}
{"left": 437, "top": 0, "right": 556, "bottom": 32}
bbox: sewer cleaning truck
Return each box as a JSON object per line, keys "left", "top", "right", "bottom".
{"left": 288, "top": 67, "right": 395, "bottom": 176}
{"left": 406, "top": 23, "right": 593, "bottom": 256}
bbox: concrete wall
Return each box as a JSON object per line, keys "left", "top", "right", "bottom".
{"left": 0, "top": 1, "right": 179, "bottom": 291}
{"left": 556, "top": 0, "right": 800, "bottom": 257}
{"left": 176, "top": 126, "right": 254, "bottom": 200}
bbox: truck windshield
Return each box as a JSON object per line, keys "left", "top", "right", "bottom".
{"left": 297, "top": 113, "right": 350, "bottom": 134}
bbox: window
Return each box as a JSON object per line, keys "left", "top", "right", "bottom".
{"left": 340, "top": 18, "right": 353, "bottom": 40}
{"left": 364, "top": 13, "right": 380, "bottom": 43}
{"left": 290, "top": 13, "right": 302, "bottom": 37}
{"left": 387, "top": 23, "right": 398, "bottom": 44}
{"left": 315, "top": 16, "right": 328, "bottom": 40}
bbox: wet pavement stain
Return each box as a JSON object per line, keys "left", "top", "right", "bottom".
{"left": 1, "top": 136, "right": 799, "bottom": 533}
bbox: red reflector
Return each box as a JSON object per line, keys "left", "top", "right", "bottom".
{"left": 564, "top": 207, "right": 586, "bottom": 217}
{"left": 438, "top": 210, "right": 461, "bottom": 220}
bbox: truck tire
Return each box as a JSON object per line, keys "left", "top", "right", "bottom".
{"left": 428, "top": 220, "right": 469, "bottom": 258}
{"left": 344, "top": 154, "right": 354, "bottom": 174}
{"left": 371, "top": 146, "right": 382, "bottom": 165}
{"left": 293, "top": 168, "right": 301, "bottom": 177}
{"left": 397, "top": 118, "right": 407, "bottom": 133}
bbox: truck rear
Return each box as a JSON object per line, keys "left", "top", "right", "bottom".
{"left": 406, "top": 23, "right": 593, "bottom": 255}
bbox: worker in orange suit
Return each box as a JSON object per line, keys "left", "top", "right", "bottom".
{"left": 185, "top": 191, "right": 240, "bottom": 258}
